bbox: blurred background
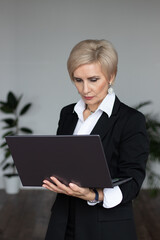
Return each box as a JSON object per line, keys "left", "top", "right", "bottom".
{"left": 1, "top": 0, "right": 160, "bottom": 188}
{"left": 0, "top": 0, "right": 160, "bottom": 188}
{"left": 0, "top": 0, "right": 160, "bottom": 239}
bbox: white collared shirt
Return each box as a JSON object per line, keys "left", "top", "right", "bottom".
{"left": 73, "top": 93, "right": 123, "bottom": 208}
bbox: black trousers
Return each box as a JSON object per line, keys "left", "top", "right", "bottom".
{"left": 65, "top": 198, "right": 75, "bottom": 240}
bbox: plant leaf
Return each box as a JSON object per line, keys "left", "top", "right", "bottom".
{"left": 3, "top": 125, "right": 15, "bottom": 130}
{"left": 20, "top": 127, "right": 33, "bottom": 133}
{"left": 2, "top": 131, "right": 14, "bottom": 138}
{"left": 134, "top": 101, "right": 152, "bottom": 110}
{"left": 2, "top": 163, "right": 12, "bottom": 171}
{"left": 20, "top": 103, "right": 32, "bottom": 115}
{"left": 0, "top": 142, "right": 7, "bottom": 148}
{"left": 2, "top": 118, "right": 17, "bottom": 129}
{"left": 5, "top": 149, "right": 11, "bottom": 159}
{"left": 0, "top": 105, "right": 14, "bottom": 113}
{"left": 1, "top": 118, "right": 15, "bottom": 125}
{"left": 0, "top": 101, "right": 7, "bottom": 105}
{"left": 7, "top": 91, "right": 18, "bottom": 109}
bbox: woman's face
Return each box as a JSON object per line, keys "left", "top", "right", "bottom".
{"left": 73, "top": 62, "right": 114, "bottom": 111}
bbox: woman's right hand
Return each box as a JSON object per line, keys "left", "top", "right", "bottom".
{"left": 42, "top": 176, "right": 104, "bottom": 201}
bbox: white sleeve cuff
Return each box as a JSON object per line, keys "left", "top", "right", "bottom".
{"left": 87, "top": 186, "right": 123, "bottom": 208}
{"left": 103, "top": 186, "right": 123, "bottom": 208}
{"left": 87, "top": 200, "right": 101, "bottom": 206}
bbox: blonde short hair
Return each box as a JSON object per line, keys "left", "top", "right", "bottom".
{"left": 67, "top": 39, "right": 118, "bottom": 81}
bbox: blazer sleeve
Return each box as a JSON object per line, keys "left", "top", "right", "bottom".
{"left": 118, "top": 111, "right": 149, "bottom": 203}
{"left": 56, "top": 103, "right": 77, "bottom": 135}
{"left": 56, "top": 107, "right": 66, "bottom": 135}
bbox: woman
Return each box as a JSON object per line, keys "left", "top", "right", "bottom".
{"left": 43, "top": 39, "right": 149, "bottom": 240}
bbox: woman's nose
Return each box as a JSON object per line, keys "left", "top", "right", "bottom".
{"left": 83, "top": 82, "right": 90, "bottom": 94}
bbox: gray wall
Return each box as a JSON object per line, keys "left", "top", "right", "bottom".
{"left": 0, "top": 0, "right": 160, "bottom": 188}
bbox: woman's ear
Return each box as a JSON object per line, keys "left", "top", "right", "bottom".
{"left": 109, "top": 74, "right": 115, "bottom": 84}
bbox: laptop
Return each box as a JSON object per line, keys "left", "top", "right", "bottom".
{"left": 5, "top": 135, "right": 132, "bottom": 188}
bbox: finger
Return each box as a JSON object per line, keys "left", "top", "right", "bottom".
{"left": 50, "top": 177, "right": 79, "bottom": 196}
{"left": 43, "top": 180, "right": 64, "bottom": 193}
{"left": 43, "top": 184, "right": 55, "bottom": 192}
{"left": 50, "top": 177, "right": 70, "bottom": 192}
{"left": 43, "top": 179, "right": 55, "bottom": 188}
{"left": 42, "top": 181, "right": 57, "bottom": 191}
{"left": 69, "top": 183, "right": 81, "bottom": 192}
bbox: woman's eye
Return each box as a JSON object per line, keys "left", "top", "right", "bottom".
{"left": 74, "top": 78, "right": 82, "bottom": 82}
{"left": 90, "top": 78, "right": 99, "bottom": 82}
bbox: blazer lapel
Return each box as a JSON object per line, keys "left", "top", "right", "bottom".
{"left": 62, "top": 111, "right": 78, "bottom": 135}
{"left": 91, "top": 96, "right": 121, "bottom": 140}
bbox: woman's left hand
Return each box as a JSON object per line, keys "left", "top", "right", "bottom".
{"left": 42, "top": 176, "right": 96, "bottom": 201}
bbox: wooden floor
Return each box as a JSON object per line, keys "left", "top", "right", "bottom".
{"left": 0, "top": 189, "right": 159, "bottom": 240}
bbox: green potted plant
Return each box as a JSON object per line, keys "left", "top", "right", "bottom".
{"left": 135, "top": 101, "right": 160, "bottom": 196}
{"left": 0, "top": 91, "right": 33, "bottom": 194}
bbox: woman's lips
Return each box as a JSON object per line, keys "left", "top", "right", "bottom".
{"left": 83, "top": 96, "right": 94, "bottom": 100}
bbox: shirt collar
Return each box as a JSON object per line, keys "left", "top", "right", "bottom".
{"left": 98, "top": 92, "right": 115, "bottom": 117}
{"left": 74, "top": 93, "right": 115, "bottom": 119}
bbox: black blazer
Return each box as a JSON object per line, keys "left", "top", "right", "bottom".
{"left": 45, "top": 97, "right": 149, "bottom": 240}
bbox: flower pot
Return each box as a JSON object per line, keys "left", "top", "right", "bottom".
{"left": 3, "top": 174, "right": 20, "bottom": 194}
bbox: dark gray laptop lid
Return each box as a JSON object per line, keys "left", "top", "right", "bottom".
{"left": 6, "top": 135, "right": 113, "bottom": 188}
{"left": 5, "top": 135, "right": 132, "bottom": 188}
